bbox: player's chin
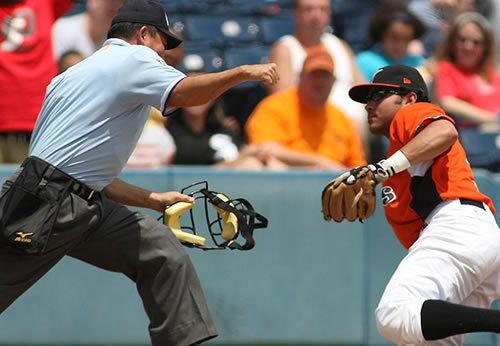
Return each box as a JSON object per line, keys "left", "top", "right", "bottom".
{"left": 368, "top": 123, "right": 386, "bottom": 136}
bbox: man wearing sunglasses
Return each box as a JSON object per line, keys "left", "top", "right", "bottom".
{"left": 342, "top": 64, "right": 500, "bottom": 344}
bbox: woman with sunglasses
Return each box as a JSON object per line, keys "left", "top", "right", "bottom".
{"left": 434, "top": 12, "right": 500, "bottom": 129}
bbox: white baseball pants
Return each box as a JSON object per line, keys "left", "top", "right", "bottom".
{"left": 375, "top": 199, "right": 500, "bottom": 346}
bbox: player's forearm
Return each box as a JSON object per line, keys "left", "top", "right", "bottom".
{"left": 372, "top": 120, "right": 457, "bottom": 181}
{"left": 400, "top": 119, "right": 458, "bottom": 165}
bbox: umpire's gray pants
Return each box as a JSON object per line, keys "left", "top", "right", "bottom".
{"left": 0, "top": 176, "right": 217, "bottom": 346}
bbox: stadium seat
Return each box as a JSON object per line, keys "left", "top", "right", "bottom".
{"left": 223, "top": 45, "right": 270, "bottom": 68}
{"left": 459, "top": 128, "right": 500, "bottom": 171}
{"left": 259, "top": 14, "right": 295, "bottom": 44}
{"left": 180, "top": 0, "right": 221, "bottom": 13}
{"left": 223, "top": 45, "right": 270, "bottom": 89}
{"left": 167, "top": 14, "right": 186, "bottom": 36}
{"left": 65, "top": 1, "right": 86, "bottom": 16}
{"left": 180, "top": 45, "right": 225, "bottom": 73}
{"left": 184, "top": 15, "right": 261, "bottom": 47}
{"left": 158, "top": 0, "right": 185, "bottom": 13}
{"left": 226, "top": 0, "right": 293, "bottom": 15}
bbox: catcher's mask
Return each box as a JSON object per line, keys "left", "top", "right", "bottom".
{"left": 160, "top": 181, "right": 268, "bottom": 250}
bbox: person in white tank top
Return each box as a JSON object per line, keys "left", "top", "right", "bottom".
{"left": 53, "top": 0, "right": 125, "bottom": 60}
{"left": 268, "top": 0, "right": 369, "bottom": 158}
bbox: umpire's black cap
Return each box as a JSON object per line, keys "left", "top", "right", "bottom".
{"left": 349, "top": 65, "right": 429, "bottom": 103}
{"left": 112, "top": 0, "right": 182, "bottom": 50}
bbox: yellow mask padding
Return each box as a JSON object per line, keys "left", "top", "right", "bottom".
{"left": 213, "top": 193, "right": 239, "bottom": 241}
{"left": 164, "top": 201, "right": 206, "bottom": 245}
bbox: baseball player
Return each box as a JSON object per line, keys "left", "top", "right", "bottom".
{"left": 343, "top": 65, "right": 500, "bottom": 345}
{"left": 0, "top": 0, "right": 278, "bottom": 345}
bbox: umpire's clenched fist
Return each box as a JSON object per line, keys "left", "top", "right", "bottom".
{"left": 242, "top": 63, "right": 280, "bottom": 86}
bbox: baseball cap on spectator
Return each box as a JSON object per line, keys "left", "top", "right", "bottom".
{"left": 302, "top": 46, "right": 335, "bottom": 74}
{"left": 112, "top": 0, "right": 182, "bottom": 50}
{"left": 349, "top": 64, "right": 429, "bottom": 103}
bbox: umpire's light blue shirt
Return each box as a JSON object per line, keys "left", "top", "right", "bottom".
{"left": 30, "top": 38, "right": 186, "bottom": 190}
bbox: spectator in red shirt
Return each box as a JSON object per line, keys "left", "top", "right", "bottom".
{"left": 435, "top": 11, "right": 500, "bottom": 129}
{"left": 0, "top": 0, "right": 75, "bottom": 163}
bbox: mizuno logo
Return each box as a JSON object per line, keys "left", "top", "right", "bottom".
{"left": 14, "top": 232, "right": 33, "bottom": 243}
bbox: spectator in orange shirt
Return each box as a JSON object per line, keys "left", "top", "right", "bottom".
{"left": 268, "top": 0, "right": 368, "bottom": 156}
{"left": 245, "top": 46, "right": 366, "bottom": 170}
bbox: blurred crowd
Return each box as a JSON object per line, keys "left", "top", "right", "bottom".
{"left": 2, "top": 0, "right": 500, "bottom": 171}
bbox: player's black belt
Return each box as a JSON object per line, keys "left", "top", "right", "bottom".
{"left": 423, "top": 198, "right": 485, "bottom": 229}
{"left": 22, "top": 156, "right": 95, "bottom": 201}
{"left": 459, "top": 198, "right": 485, "bottom": 210}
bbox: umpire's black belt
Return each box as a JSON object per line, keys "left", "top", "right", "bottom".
{"left": 21, "top": 156, "right": 95, "bottom": 200}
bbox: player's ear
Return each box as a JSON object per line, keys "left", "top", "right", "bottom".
{"left": 404, "top": 91, "right": 418, "bottom": 105}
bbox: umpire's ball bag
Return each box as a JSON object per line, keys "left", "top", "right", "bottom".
{"left": 0, "top": 157, "right": 70, "bottom": 255}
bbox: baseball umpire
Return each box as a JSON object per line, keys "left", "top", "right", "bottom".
{"left": 0, "top": 0, "right": 278, "bottom": 345}
{"left": 322, "top": 64, "right": 500, "bottom": 345}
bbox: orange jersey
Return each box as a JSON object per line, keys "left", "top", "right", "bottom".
{"left": 245, "top": 87, "right": 366, "bottom": 168}
{"left": 383, "top": 102, "right": 495, "bottom": 249}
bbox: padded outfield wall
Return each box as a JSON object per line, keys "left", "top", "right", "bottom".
{"left": 0, "top": 166, "right": 499, "bottom": 346}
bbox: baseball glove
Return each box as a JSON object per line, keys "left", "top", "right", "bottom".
{"left": 321, "top": 166, "right": 377, "bottom": 222}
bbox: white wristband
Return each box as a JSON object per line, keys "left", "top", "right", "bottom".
{"left": 378, "top": 150, "right": 411, "bottom": 177}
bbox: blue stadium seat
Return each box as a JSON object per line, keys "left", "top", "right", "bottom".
{"left": 65, "top": 1, "right": 86, "bottom": 16}
{"left": 184, "top": 15, "right": 261, "bottom": 47}
{"left": 158, "top": 0, "right": 229, "bottom": 14}
{"left": 259, "top": 14, "right": 295, "bottom": 44}
{"left": 157, "top": 0, "right": 185, "bottom": 13}
{"left": 223, "top": 45, "right": 270, "bottom": 68}
{"left": 167, "top": 14, "right": 186, "bottom": 36}
{"left": 180, "top": 45, "right": 225, "bottom": 73}
{"left": 223, "top": 45, "right": 271, "bottom": 89}
{"left": 226, "top": 0, "right": 294, "bottom": 15}
{"left": 459, "top": 128, "right": 500, "bottom": 171}
{"left": 180, "top": 0, "right": 221, "bottom": 13}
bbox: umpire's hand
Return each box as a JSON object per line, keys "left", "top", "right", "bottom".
{"left": 150, "top": 192, "right": 195, "bottom": 214}
{"left": 241, "top": 63, "right": 280, "bottom": 86}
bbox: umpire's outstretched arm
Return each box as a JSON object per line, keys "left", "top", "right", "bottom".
{"left": 168, "top": 64, "right": 279, "bottom": 108}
